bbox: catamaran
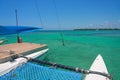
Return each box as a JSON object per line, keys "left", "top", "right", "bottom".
{"left": 0, "top": 6, "right": 112, "bottom": 80}
{"left": 0, "top": 53, "right": 112, "bottom": 80}
{"left": 0, "top": 26, "right": 112, "bottom": 80}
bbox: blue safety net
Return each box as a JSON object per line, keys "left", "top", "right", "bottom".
{"left": 0, "top": 62, "right": 82, "bottom": 80}
{"left": 0, "top": 26, "right": 42, "bottom": 36}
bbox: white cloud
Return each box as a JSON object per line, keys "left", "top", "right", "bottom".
{"left": 77, "top": 20, "right": 120, "bottom": 29}
{"left": 97, "top": 20, "right": 120, "bottom": 28}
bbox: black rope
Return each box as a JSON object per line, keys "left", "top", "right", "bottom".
{"left": 52, "top": 0, "right": 65, "bottom": 46}
{"left": 34, "top": 0, "right": 44, "bottom": 27}
{"left": 89, "top": 70, "right": 112, "bottom": 79}
{"left": 15, "top": 9, "right": 18, "bottom": 26}
{"left": 15, "top": 9, "right": 20, "bottom": 43}
{"left": 29, "top": 58, "right": 112, "bottom": 80}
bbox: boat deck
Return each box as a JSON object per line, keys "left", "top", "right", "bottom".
{"left": 0, "top": 42, "right": 47, "bottom": 63}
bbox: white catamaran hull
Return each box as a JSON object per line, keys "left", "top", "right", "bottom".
{"left": 0, "top": 48, "right": 48, "bottom": 76}
{"left": 84, "top": 54, "right": 110, "bottom": 80}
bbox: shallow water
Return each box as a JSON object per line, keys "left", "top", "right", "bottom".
{"left": 4, "top": 30, "right": 120, "bottom": 80}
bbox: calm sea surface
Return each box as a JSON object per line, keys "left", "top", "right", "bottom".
{"left": 4, "top": 30, "right": 120, "bottom": 80}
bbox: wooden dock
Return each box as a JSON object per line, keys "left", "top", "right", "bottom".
{"left": 0, "top": 43, "right": 47, "bottom": 63}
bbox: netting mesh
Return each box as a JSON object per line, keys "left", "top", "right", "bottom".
{"left": 0, "top": 62, "right": 82, "bottom": 80}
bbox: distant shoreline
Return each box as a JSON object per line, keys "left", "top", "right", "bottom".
{"left": 74, "top": 28, "right": 120, "bottom": 30}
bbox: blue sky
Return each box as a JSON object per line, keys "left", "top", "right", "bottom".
{"left": 0, "top": 0, "right": 120, "bottom": 30}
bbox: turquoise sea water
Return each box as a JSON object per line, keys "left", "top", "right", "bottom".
{"left": 3, "top": 30, "right": 120, "bottom": 80}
